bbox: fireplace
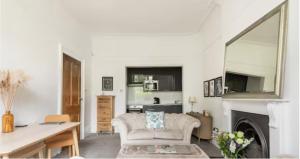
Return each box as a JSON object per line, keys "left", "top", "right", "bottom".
{"left": 232, "top": 110, "right": 270, "bottom": 158}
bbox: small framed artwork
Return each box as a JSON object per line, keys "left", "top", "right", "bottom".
{"left": 214, "top": 77, "right": 222, "bottom": 97}
{"left": 209, "top": 79, "right": 215, "bottom": 97}
{"left": 204, "top": 81, "right": 209, "bottom": 97}
{"left": 102, "top": 76, "right": 113, "bottom": 91}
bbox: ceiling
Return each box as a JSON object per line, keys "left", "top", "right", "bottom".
{"left": 61, "top": 0, "right": 216, "bottom": 34}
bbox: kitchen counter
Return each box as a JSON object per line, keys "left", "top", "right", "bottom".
{"left": 143, "top": 103, "right": 182, "bottom": 107}
{"left": 127, "top": 103, "right": 183, "bottom": 113}
{"left": 143, "top": 104, "right": 182, "bottom": 113}
{"left": 128, "top": 103, "right": 182, "bottom": 106}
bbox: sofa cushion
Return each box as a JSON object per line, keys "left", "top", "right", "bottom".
{"left": 154, "top": 129, "right": 183, "bottom": 140}
{"left": 164, "top": 114, "right": 182, "bottom": 129}
{"left": 145, "top": 111, "right": 165, "bottom": 129}
{"left": 127, "top": 129, "right": 155, "bottom": 140}
{"left": 121, "top": 113, "right": 147, "bottom": 130}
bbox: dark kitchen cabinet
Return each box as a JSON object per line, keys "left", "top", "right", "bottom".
{"left": 154, "top": 67, "right": 182, "bottom": 91}
{"left": 156, "top": 75, "right": 175, "bottom": 91}
{"left": 143, "top": 105, "right": 182, "bottom": 113}
{"left": 173, "top": 68, "right": 182, "bottom": 91}
{"left": 127, "top": 67, "right": 182, "bottom": 91}
{"left": 127, "top": 68, "right": 145, "bottom": 85}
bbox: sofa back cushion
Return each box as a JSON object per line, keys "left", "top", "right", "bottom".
{"left": 164, "top": 113, "right": 185, "bottom": 130}
{"left": 119, "top": 113, "right": 147, "bottom": 130}
{"left": 120, "top": 113, "right": 187, "bottom": 130}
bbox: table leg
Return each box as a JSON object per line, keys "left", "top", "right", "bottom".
{"left": 72, "top": 145, "right": 75, "bottom": 156}
{"left": 198, "top": 129, "right": 201, "bottom": 141}
{"left": 2, "top": 155, "right": 9, "bottom": 159}
{"left": 72, "top": 128, "right": 80, "bottom": 156}
{"left": 68, "top": 146, "right": 72, "bottom": 157}
{"left": 47, "top": 148, "right": 51, "bottom": 159}
{"left": 38, "top": 149, "right": 44, "bottom": 159}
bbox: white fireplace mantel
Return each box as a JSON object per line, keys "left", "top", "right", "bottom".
{"left": 222, "top": 98, "right": 289, "bottom": 157}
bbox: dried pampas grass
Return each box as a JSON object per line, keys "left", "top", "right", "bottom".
{"left": 0, "top": 70, "right": 29, "bottom": 112}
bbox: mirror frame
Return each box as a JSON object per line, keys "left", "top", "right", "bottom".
{"left": 223, "top": 1, "right": 288, "bottom": 99}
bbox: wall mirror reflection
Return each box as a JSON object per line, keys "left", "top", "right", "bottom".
{"left": 223, "top": 2, "right": 287, "bottom": 98}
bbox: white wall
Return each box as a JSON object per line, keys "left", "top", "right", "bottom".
{"left": 197, "top": 4, "right": 224, "bottom": 130}
{"left": 90, "top": 35, "right": 204, "bottom": 132}
{"left": 200, "top": 0, "right": 299, "bottom": 156}
{"left": 0, "top": 0, "right": 3, "bottom": 67}
{"left": 280, "top": 0, "right": 299, "bottom": 155}
{"left": 0, "top": 0, "right": 92, "bottom": 136}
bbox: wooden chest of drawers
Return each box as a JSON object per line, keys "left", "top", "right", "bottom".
{"left": 97, "top": 95, "right": 115, "bottom": 133}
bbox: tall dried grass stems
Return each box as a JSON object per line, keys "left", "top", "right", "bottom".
{"left": 0, "top": 70, "right": 29, "bottom": 112}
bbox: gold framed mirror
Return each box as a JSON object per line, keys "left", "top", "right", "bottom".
{"left": 223, "top": 1, "right": 288, "bottom": 99}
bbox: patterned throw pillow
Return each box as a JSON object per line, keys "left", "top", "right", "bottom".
{"left": 145, "top": 111, "right": 165, "bottom": 129}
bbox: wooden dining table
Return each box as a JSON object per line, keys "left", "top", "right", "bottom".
{"left": 0, "top": 122, "right": 80, "bottom": 159}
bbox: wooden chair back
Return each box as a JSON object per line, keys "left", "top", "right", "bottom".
{"left": 45, "top": 114, "right": 71, "bottom": 123}
{"left": 44, "top": 114, "right": 75, "bottom": 158}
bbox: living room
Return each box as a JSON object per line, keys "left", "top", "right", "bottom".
{"left": 0, "top": 0, "right": 299, "bottom": 158}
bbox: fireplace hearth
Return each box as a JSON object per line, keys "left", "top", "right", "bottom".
{"left": 232, "top": 110, "right": 270, "bottom": 158}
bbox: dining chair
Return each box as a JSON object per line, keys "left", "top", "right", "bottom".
{"left": 44, "top": 114, "right": 75, "bottom": 159}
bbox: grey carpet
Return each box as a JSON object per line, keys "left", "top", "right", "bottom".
{"left": 55, "top": 133, "right": 222, "bottom": 158}
{"left": 191, "top": 137, "right": 223, "bottom": 158}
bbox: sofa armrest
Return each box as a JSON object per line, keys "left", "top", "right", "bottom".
{"left": 181, "top": 115, "right": 201, "bottom": 143}
{"left": 112, "top": 117, "right": 130, "bottom": 145}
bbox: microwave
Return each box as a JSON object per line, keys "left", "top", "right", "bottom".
{"left": 128, "top": 74, "right": 145, "bottom": 87}
{"left": 144, "top": 80, "right": 159, "bottom": 91}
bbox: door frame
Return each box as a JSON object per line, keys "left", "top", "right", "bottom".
{"left": 58, "top": 44, "right": 85, "bottom": 139}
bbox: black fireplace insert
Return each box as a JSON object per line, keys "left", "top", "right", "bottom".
{"left": 232, "top": 110, "right": 270, "bottom": 158}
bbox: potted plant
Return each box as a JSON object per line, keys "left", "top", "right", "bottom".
{"left": 0, "top": 70, "right": 28, "bottom": 133}
{"left": 217, "top": 131, "right": 254, "bottom": 158}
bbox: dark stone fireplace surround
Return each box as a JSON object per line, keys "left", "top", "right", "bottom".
{"left": 231, "top": 110, "right": 270, "bottom": 158}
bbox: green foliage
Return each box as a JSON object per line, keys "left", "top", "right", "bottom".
{"left": 217, "top": 131, "right": 254, "bottom": 159}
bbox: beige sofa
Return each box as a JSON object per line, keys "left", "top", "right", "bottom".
{"left": 112, "top": 113, "right": 200, "bottom": 145}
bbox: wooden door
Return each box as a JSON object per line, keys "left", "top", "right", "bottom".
{"left": 62, "top": 53, "right": 81, "bottom": 138}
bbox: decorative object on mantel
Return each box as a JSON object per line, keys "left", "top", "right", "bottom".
{"left": 0, "top": 70, "right": 29, "bottom": 133}
{"left": 202, "top": 110, "right": 209, "bottom": 117}
{"left": 203, "top": 81, "right": 209, "bottom": 97}
{"left": 188, "top": 96, "right": 197, "bottom": 112}
{"left": 102, "top": 76, "right": 113, "bottom": 91}
{"left": 217, "top": 131, "right": 254, "bottom": 158}
{"left": 204, "top": 77, "right": 222, "bottom": 98}
{"left": 214, "top": 77, "right": 222, "bottom": 97}
{"left": 209, "top": 79, "right": 215, "bottom": 97}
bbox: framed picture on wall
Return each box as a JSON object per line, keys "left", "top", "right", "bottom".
{"left": 204, "top": 81, "right": 209, "bottom": 97}
{"left": 214, "top": 77, "right": 222, "bottom": 97}
{"left": 102, "top": 76, "right": 113, "bottom": 91}
{"left": 209, "top": 79, "right": 215, "bottom": 97}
